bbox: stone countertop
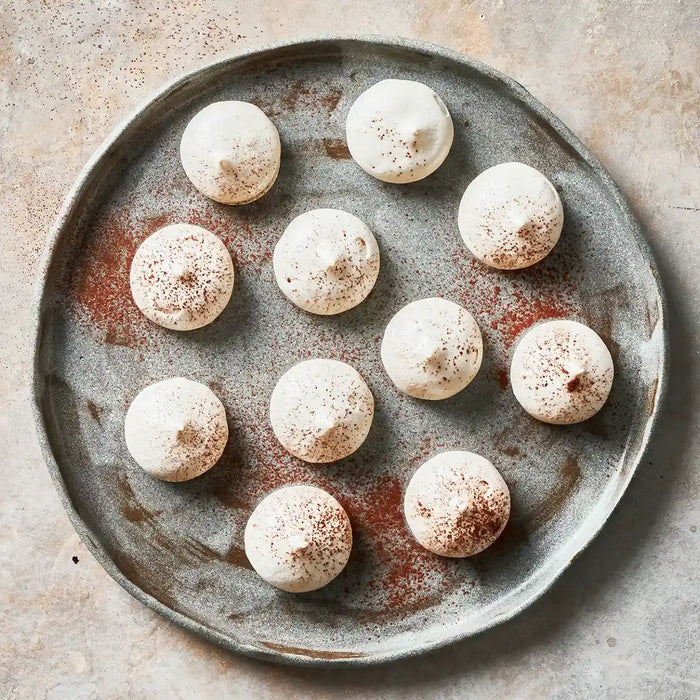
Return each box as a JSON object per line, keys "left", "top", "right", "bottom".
{"left": 1, "top": 1, "right": 698, "bottom": 697}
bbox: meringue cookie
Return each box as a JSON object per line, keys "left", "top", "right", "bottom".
{"left": 510, "top": 319, "right": 614, "bottom": 424}
{"left": 245, "top": 485, "right": 353, "bottom": 593}
{"left": 345, "top": 79, "right": 454, "bottom": 183}
{"left": 273, "top": 208, "right": 380, "bottom": 315}
{"left": 458, "top": 162, "right": 564, "bottom": 269}
{"left": 124, "top": 378, "right": 228, "bottom": 482}
{"left": 404, "top": 451, "right": 510, "bottom": 557}
{"left": 270, "top": 359, "right": 374, "bottom": 463}
{"left": 130, "top": 224, "right": 234, "bottom": 331}
{"left": 180, "top": 101, "right": 281, "bottom": 204}
{"left": 381, "top": 297, "right": 483, "bottom": 400}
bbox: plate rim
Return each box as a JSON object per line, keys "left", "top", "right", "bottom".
{"left": 31, "top": 34, "right": 670, "bottom": 667}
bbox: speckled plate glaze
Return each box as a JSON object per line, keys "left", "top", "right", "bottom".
{"left": 32, "top": 37, "right": 667, "bottom": 666}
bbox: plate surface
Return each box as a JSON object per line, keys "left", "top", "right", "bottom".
{"left": 32, "top": 37, "right": 667, "bottom": 666}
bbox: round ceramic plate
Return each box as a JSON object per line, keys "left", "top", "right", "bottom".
{"left": 32, "top": 37, "right": 667, "bottom": 666}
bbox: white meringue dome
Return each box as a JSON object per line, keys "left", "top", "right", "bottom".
{"left": 345, "top": 79, "right": 454, "bottom": 183}
{"left": 273, "top": 208, "right": 380, "bottom": 315}
{"left": 245, "top": 485, "right": 353, "bottom": 593}
{"left": 381, "top": 297, "right": 483, "bottom": 400}
{"left": 124, "top": 378, "right": 228, "bottom": 482}
{"left": 180, "top": 101, "right": 281, "bottom": 205}
{"left": 510, "top": 319, "right": 614, "bottom": 424}
{"left": 269, "top": 359, "right": 374, "bottom": 463}
{"left": 458, "top": 162, "right": 564, "bottom": 269}
{"left": 130, "top": 224, "right": 234, "bottom": 331}
{"left": 404, "top": 451, "right": 510, "bottom": 557}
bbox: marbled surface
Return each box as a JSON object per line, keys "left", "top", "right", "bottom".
{"left": 0, "top": 1, "right": 698, "bottom": 697}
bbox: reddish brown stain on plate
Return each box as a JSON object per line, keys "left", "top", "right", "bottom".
{"left": 259, "top": 641, "right": 364, "bottom": 659}
{"left": 324, "top": 89, "right": 342, "bottom": 113}
{"left": 323, "top": 138, "right": 351, "bottom": 159}
{"left": 281, "top": 79, "right": 312, "bottom": 111}
{"left": 500, "top": 444, "right": 524, "bottom": 458}
{"left": 72, "top": 212, "right": 169, "bottom": 348}
{"left": 280, "top": 79, "right": 342, "bottom": 114}
{"left": 233, "top": 413, "right": 338, "bottom": 502}
{"left": 225, "top": 545, "right": 252, "bottom": 569}
{"left": 86, "top": 400, "right": 101, "bottom": 423}
{"left": 645, "top": 378, "right": 659, "bottom": 416}
{"left": 174, "top": 539, "right": 252, "bottom": 570}
{"left": 116, "top": 471, "right": 161, "bottom": 523}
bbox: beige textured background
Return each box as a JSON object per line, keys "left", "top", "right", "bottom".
{"left": 1, "top": 1, "right": 698, "bottom": 697}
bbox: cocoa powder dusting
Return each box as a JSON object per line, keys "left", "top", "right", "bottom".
{"left": 453, "top": 255, "right": 580, "bottom": 351}
{"left": 340, "top": 476, "right": 460, "bottom": 614}
{"left": 496, "top": 295, "right": 576, "bottom": 346}
{"left": 185, "top": 205, "right": 272, "bottom": 275}
{"left": 226, "top": 403, "right": 459, "bottom": 618}
{"left": 72, "top": 212, "right": 170, "bottom": 347}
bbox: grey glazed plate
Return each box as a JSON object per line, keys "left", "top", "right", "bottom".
{"left": 32, "top": 37, "right": 667, "bottom": 666}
